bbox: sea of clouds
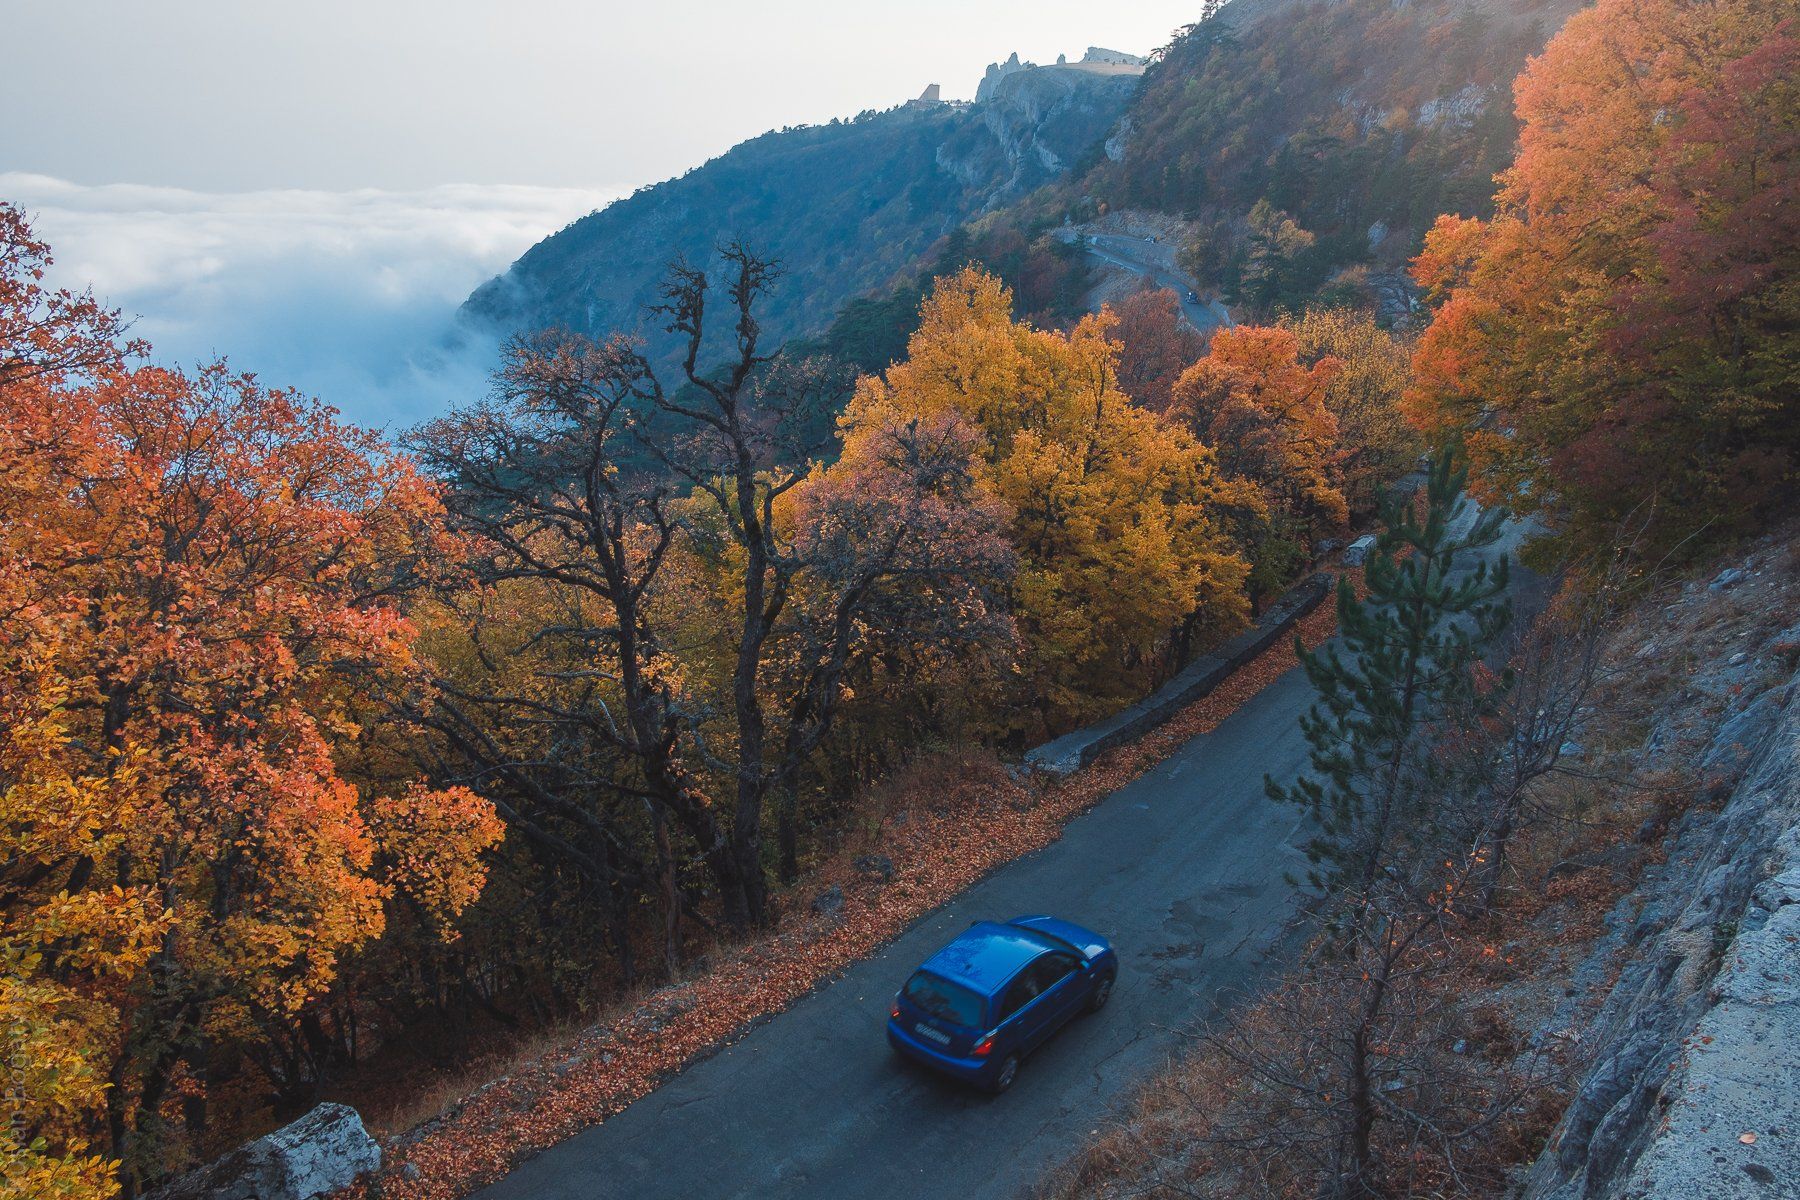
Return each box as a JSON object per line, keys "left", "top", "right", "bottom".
{"left": 1, "top": 173, "right": 620, "bottom": 432}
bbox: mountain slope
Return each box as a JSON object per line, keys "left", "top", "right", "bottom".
{"left": 465, "top": 0, "right": 1594, "bottom": 368}
{"left": 461, "top": 58, "right": 1141, "bottom": 361}
{"left": 1099, "top": 0, "right": 1582, "bottom": 222}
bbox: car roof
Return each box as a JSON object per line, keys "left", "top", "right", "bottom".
{"left": 917, "top": 921, "right": 1053, "bottom": 996}
{"left": 1006, "top": 914, "right": 1103, "bottom": 956}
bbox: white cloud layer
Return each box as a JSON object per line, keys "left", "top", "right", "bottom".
{"left": 0, "top": 173, "right": 621, "bottom": 431}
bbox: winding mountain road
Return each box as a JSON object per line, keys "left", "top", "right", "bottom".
{"left": 476, "top": 672, "right": 1312, "bottom": 1200}
{"left": 1066, "top": 230, "right": 1234, "bottom": 336}
{"left": 474, "top": 515, "right": 1537, "bottom": 1200}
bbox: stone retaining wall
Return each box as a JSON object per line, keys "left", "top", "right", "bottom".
{"left": 1024, "top": 572, "right": 1334, "bottom": 776}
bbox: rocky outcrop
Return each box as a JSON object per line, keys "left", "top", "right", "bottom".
{"left": 976, "top": 51, "right": 1030, "bottom": 104}
{"left": 148, "top": 1104, "right": 380, "bottom": 1200}
{"left": 957, "top": 62, "right": 1142, "bottom": 208}
{"left": 1416, "top": 82, "right": 1494, "bottom": 130}
{"left": 1081, "top": 46, "right": 1148, "bottom": 66}
{"left": 1523, "top": 656, "right": 1800, "bottom": 1200}
{"left": 464, "top": 52, "right": 1139, "bottom": 369}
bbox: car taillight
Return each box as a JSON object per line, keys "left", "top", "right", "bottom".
{"left": 972, "top": 1035, "right": 994, "bottom": 1058}
{"left": 891, "top": 999, "right": 902, "bottom": 1020}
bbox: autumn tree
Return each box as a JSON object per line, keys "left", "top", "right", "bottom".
{"left": 0, "top": 203, "right": 139, "bottom": 391}
{"left": 1282, "top": 306, "right": 1420, "bottom": 517}
{"left": 0, "top": 205, "right": 501, "bottom": 1197}
{"left": 843, "top": 268, "right": 1255, "bottom": 728}
{"left": 0, "top": 202, "right": 161, "bottom": 1200}
{"left": 417, "top": 247, "right": 1012, "bottom": 933}
{"left": 1171, "top": 324, "right": 1347, "bottom": 606}
{"left": 1107, "top": 285, "right": 1206, "bottom": 413}
{"left": 1406, "top": 0, "right": 1800, "bottom": 558}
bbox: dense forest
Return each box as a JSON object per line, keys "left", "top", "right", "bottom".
{"left": 2, "top": 0, "right": 1794, "bottom": 1195}
{"left": 784, "top": 0, "right": 1593, "bottom": 376}
{"left": 0, "top": 208, "right": 1414, "bottom": 1198}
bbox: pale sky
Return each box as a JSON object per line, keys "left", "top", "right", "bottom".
{"left": 0, "top": 1, "right": 1206, "bottom": 430}
{"left": 4, "top": 0, "right": 1203, "bottom": 192}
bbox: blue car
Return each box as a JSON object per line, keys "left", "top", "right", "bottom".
{"left": 887, "top": 915, "right": 1117, "bottom": 1093}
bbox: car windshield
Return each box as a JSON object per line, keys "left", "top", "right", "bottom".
{"left": 903, "top": 971, "right": 984, "bottom": 1028}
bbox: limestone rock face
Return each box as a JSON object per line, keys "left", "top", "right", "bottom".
{"left": 464, "top": 49, "right": 1138, "bottom": 374}
{"left": 957, "top": 62, "right": 1142, "bottom": 208}
{"left": 149, "top": 1104, "right": 381, "bottom": 1200}
{"left": 1522, "top": 669, "right": 1800, "bottom": 1200}
{"left": 975, "top": 51, "right": 1028, "bottom": 104}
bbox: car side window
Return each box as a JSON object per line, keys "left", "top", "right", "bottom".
{"left": 997, "top": 972, "right": 1036, "bottom": 1022}
{"left": 1033, "top": 953, "right": 1077, "bottom": 992}
{"left": 998, "top": 953, "right": 1080, "bottom": 1022}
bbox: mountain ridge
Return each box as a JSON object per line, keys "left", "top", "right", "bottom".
{"left": 460, "top": 57, "right": 1139, "bottom": 366}
{"left": 463, "top": 0, "right": 1593, "bottom": 366}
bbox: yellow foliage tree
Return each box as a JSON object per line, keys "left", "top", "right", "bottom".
{"left": 1280, "top": 306, "right": 1419, "bottom": 518}
{"left": 841, "top": 268, "right": 1255, "bottom": 730}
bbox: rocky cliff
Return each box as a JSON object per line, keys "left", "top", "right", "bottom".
{"left": 460, "top": 58, "right": 1140, "bottom": 366}
{"left": 1523, "top": 558, "right": 1800, "bottom": 1200}
{"left": 940, "top": 62, "right": 1141, "bottom": 211}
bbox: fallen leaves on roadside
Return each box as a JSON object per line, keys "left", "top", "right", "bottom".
{"left": 343, "top": 588, "right": 1342, "bottom": 1200}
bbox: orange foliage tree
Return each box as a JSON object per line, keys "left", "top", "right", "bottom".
{"left": 0, "top": 204, "right": 502, "bottom": 1197}
{"left": 1107, "top": 285, "right": 1207, "bottom": 413}
{"left": 1406, "top": 0, "right": 1800, "bottom": 556}
{"left": 1171, "top": 325, "right": 1347, "bottom": 605}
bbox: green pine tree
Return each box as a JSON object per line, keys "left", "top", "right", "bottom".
{"left": 1268, "top": 448, "right": 1513, "bottom": 896}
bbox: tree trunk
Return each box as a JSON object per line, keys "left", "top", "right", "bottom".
{"left": 1341, "top": 936, "right": 1393, "bottom": 1199}
{"left": 1480, "top": 801, "right": 1516, "bottom": 913}
{"left": 654, "top": 804, "right": 680, "bottom": 978}
{"left": 181, "top": 1029, "right": 209, "bottom": 1146}
{"left": 777, "top": 784, "right": 800, "bottom": 885}
{"left": 732, "top": 816, "right": 768, "bottom": 928}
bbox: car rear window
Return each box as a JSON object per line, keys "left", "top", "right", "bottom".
{"left": 903, "top": 971, "right": 984, "bottom": 1028}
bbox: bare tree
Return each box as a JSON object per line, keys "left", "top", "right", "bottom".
{"left": 640, "top": 243, "right": 1009, "bottom": 920}
{"left": 412, "top": 325, "right": 739, "bottom": 968}
{"left": 413, "top": 244, "right": 1011, "bottom": 937}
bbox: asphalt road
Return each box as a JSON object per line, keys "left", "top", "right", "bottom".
{"left": 477, "top": 666, "right": 1319, "bottom": 1200}
{"left": 1075, "top": 232, "right": 1234, "bottom": 337}
{"left": 475, "top": 510, "right": 1538, "bottom": 1200}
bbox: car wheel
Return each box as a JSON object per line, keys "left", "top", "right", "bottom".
{"left": 1089, "top": 973, "right": 1115, "bottom": 1012}
{"left": 990, "top": 1054, "right": 1020, "bottom": 1094}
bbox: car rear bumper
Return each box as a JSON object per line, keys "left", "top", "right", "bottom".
{"left": 886, "top": 1019, "right": 998, "bottom": 1085}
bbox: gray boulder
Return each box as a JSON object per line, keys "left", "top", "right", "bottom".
{"left": 149, "top": 1103, "right": 380, "bottom": 1200}
{"left": 811, "top": 885, "right": 845, "bottom": 919}
{"left": 1700, "top": 687, "right": 1788, "bottom": 779}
